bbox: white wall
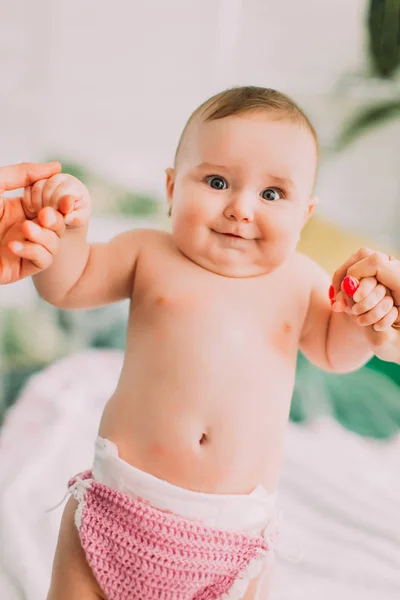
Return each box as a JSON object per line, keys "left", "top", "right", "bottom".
{"left": 1, "top": 0, "right": 399, "bottom": 246}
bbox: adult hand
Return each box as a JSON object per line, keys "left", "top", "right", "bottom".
{"left": 0, "top": 162, "right": 66, "bottom": 284}
{"left": 331, "top": 248, "right": 400, "bottom": 363}
{"left": 331, "top": 248, "right": 400, "bottom": 324}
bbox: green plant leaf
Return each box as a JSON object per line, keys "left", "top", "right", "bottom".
{"left": 368, "top": 0, "right": 400, "bottom": 78}
{"left": 336, "top": 99, "right": 400, "bottom": 148}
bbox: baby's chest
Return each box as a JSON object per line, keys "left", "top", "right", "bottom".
{"left": 133, "top": 270, "right": 303, "bottom": 355}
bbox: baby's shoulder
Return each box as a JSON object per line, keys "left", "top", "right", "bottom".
{"left": 122, "top": 227, "right": 173, "bottom": 251}
{"left": 290, "top": 252, "right": 331, "bottom": 306}
{"left": 287, "top": 251, "right": 323, "bottom": 284}
{"left": 128, "top": 228, "right": 178, "bottom": 269}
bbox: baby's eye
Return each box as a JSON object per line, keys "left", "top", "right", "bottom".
{"left": 206, "top": 176, "right": 228, "bottom": 190}
{"left": 261, "top": 188, "right": 282, "bottom": 201}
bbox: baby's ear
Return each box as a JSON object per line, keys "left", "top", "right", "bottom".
{"left": 165, "top": 168, "right": 175, "bottom": 206}
{"left": 303, "top": 196, "right": 318, "bottom": 223}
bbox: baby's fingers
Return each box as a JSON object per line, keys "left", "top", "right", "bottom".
{"left": 8, "top": 241, "right": 54, "bottom": 270}
{"left": 352, "top": 283, "right": 387, "bottom": 316}
{"left": 373, "top": 306, "right": 399, "bottom": 331}
{"left": 355, "top": 294, "right": 394, "bottom": 327}
{"left": 58, "top": 194, "right": 75, "bottom": 215}
{"left": 352, "top": 277, "right": 377, "bottom": 303}
{"left": 63, "top": 203, "right": 90, "bottom": 228}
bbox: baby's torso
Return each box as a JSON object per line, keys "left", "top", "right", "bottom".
{"left": 99, "top": 231, "right": 310, "bottom": 494}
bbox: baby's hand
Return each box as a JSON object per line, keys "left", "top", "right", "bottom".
{"left": 330, "top": 249, "right": 400, "bottom": 361}
{"left": 334, "top": 275, "right": 399, "bottom": 361}
{"left": 345, "top": 276, "right": 397, "bottom": 332}
{"left": 22, "top": 174, "right": 91, "bottom": 229}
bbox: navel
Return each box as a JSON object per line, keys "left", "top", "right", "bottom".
{"left": 199, "top": 432, "right": 208, "bottom": 445}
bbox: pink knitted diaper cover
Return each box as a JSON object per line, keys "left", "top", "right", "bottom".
{"left": 68, "top": 437, "right": 278, "bottom": 600}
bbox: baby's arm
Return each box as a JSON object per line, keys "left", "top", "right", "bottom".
{"left": 23, "top": 173, "right": 145, "bottom": 309}
{"left": 299, "top": 255, "right": 374, "bottom": 372}
{"left": 33, "top": 226, "right": 145, "bottom": 309}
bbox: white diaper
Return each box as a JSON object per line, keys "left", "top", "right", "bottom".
{"left": 92, "top": 436, "right": 277, "bottom": 536}
{"left": 64, "top": 436, "right": 279, "bottom": 599}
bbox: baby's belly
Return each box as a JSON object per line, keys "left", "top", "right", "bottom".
{"left": 99, "top": 316, "right": 297, "bottom": 494}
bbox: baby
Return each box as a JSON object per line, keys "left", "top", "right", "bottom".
{"left": 6, "top": 86, "right": 400, "bottom": 600}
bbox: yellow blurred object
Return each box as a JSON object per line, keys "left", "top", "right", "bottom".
{"left": 298, "top": 216, "right": 397, "bottom": 275}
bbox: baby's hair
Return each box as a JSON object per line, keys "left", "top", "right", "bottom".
{"left": 174, "top": 86, "right": 318, "bottom": 167}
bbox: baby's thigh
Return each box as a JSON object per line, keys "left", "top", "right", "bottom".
{"left": 242, "top": 551, "right": 275, "bottom": 600}
{"left": 47, "top": 496, "right": 105, "bottom": 600}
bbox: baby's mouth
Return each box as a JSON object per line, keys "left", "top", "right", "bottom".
{"left": 213, "top": 229, "right": 246, "bottom": 239}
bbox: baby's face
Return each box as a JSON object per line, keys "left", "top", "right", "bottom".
{"left": 167, "top": 112, "right": 317, "bottom": 277}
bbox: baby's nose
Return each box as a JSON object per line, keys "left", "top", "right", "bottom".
{"left": 224, "top": 193, "right": 255, "bottom": 222}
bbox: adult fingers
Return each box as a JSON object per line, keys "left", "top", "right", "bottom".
{"left": 37, "top": 207, "right": 66, "bottom": 238}
{"left": 21, "top": 220, "right": 61, "bottom": 256}
{"left": 347, "top": 253, "right": 400, "bottom": 307}
{"left": 331, "top": 247, "right": 375, "bottom": 297}
{"left": 7, "top": 240, "right": 53, "bottom": 270}
{"left": 0, "top": 162, "right": 61, "bottom": 194}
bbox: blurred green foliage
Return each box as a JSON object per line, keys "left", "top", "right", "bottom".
{"left": 368, "top": 0, "right": 400, "bottom": 78}
{"left": 338, "top": 0, "right": 400, "bottom": 147}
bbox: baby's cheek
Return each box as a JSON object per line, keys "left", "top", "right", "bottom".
{"left": 177, "top": 196, "right": 207, "bottom": 226}
{"left": 265, "top": 222, "right": 300, "bottom": 255}
{"left": 262, "top": 210, "right": 300, "bottom": 239}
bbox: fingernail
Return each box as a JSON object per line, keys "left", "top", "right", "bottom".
{"left": 12, "top": 242, "right": 23, "bottom": 252}
{"left": 343, "top": 276, "right": 359, "bottom": 297}
{"left": 46, "top": 210, "right": 56, "bottom": 225}
{"left": 64, "top": 214, "right": 73, "bottom": 225}
{"left": 328, "top": 285, "right": 335, "bottom": 300}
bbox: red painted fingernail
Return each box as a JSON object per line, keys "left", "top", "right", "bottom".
{"left": 328, "top": 285, "right": 335, "bottom": 300}
{"left": 330, "top": 298, "right": 335, "bottom": 306}
{"left": 343, "top": 276, "right": 359, "bottom": 297}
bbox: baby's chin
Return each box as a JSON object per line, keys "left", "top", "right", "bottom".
{"left": 178, "top": 246, "right": 282, "bottom": 278}
{"left": 199, "top": 262, "right": 273, "bottom": 278}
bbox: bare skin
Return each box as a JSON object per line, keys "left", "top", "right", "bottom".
{"left": 44, "top": 226, "right": 391, "bottom": 599}
{"left": 0, "top": 161, "right": 64, "bottom": 284}
{"left": 47, "top": 231, "right": 299, "bottom": 600}
{"left": 99, "top": 231, "right": 307, "bottom": 493}
{"left": 3, "top": 114, "right": 399, "bottom": 599}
